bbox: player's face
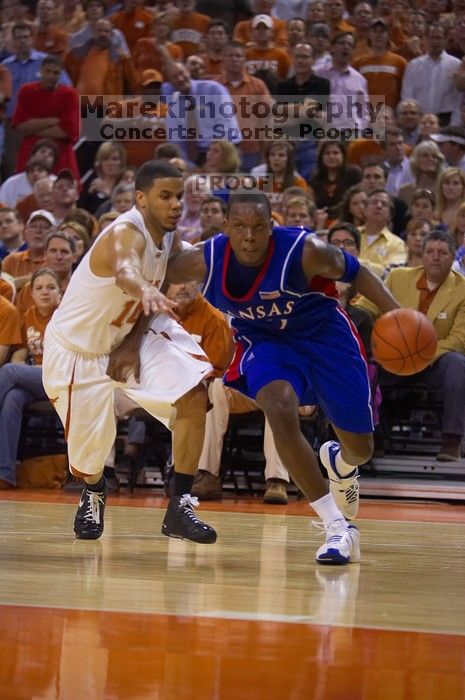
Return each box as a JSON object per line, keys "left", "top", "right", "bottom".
{"left": 137, "top": 177, "right": 184, "bottom": 232}
{"left": 225, "top": 203, "right": 273, "bottom": 266}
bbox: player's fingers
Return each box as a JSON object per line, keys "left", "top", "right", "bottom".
{"left": 142, "top": 297, "right": 151, "bottom": 315}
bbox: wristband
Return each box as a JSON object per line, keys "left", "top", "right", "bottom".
{"left": 339, "top": 249, "right": 361, "bottom": 283}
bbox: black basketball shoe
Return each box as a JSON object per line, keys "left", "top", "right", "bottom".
{"left": 161, "top": 494, "right": 217, "bottom": 543}
{"left": 74, "top": 480, "right": 107, "bottom": 540}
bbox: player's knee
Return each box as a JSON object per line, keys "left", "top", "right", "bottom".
{"left": 343, "top": 438, "right": 373, "bottom": 465}
{"left": 262, "top": 398, "right": 298, "bottom": 434}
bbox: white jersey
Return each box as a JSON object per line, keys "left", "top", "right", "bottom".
{"left": 50, "top": 207, "right": 175, "bottom": 354}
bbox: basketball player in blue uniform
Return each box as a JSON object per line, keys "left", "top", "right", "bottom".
{"left": 111, "top": 192, "right": 400, "bottom": 564}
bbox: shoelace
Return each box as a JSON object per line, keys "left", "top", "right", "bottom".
{"left": 313, "top": 518, "right": 349, "bottom": 543}
{"left": 330, "top": 472, "right": 359, "bottom": 501}
{"left": 83, "top": 491, "right": 104, "bottom": 524}
{"left": 179, "top": 494, "right": 203, "bottom": 524}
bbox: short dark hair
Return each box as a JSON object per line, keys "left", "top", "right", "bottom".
{"left": 227, "top": 192, "right": 272, "bottom": 218}
{"left": 154, "top": 143, "right": 181, "bottom": 159}
{"left": 83, "top": 0, "right": 106, "bottom": 11}
{"left": 42, "top": 54, "right": 62, "bottom": 69}
{"left": 45, "top": 231, "right": 76, "bottom": 254}
{"left": 367, "top": 188, "right": 394, "bottom": 215}
{"left": 135, "top": 160, "right": 183, "bottom": 192}
{"left": 225, "top": 40, "right": 246, "bottom": 52}
{"left": 362, "top": 159, "right": 388, "bottom": 178}
{"left": 12, "top": 22, "right": 33, "bottom": 37}
{"left": 25, "top": 159, "right": 51, "bottom": 174}
{"left": 201, "top": 196, "right": 227, "bottom": 213}
{"left": 206, "top": 19, "right": 228, "bottom": 33}
{"left": 327, "top": 222, "right": 361, "bottom": 251}
{"left": 331, "top": 31, "right": 353, "bottom": 45}
{"left": 0, "top": 206, "right": 21, "bottom": 221}
{"left": 30, "top": 138, "right": 59, "bottom": 161}
{"left": 423, "top": 229, "right": 455, "bottom": 255}
{"left": 383, "top": 126, "right": 404, "bottom": 145}
{"left": 427, "top": 21, "right": 444, "bottom": 36}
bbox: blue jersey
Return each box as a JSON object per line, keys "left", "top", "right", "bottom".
{"left": 203, "top": 227, "right": 339, "bottom": 339}
{"left": 202, "top": 226, "right": 373, "bottom": 433}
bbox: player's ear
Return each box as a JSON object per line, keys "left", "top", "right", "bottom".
{"left": 135, "top": 189, "right": 147, "bottom": 210}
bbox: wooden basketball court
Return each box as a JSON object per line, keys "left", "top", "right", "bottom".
{"left": 1, "top": 490, "right": 464, "bottom": 699}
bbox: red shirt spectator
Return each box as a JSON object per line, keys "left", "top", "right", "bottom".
{"left": 12, "top": 56, "right": 80, "bottom": 181}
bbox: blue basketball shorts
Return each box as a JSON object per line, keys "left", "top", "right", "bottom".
{"left": 225, "top": 307, "right": 374, "bottom": 434}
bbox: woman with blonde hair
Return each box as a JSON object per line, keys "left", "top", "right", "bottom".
{"left": 201, "top": 140, "right": 241, "bottom": 175}
{"left": 435, "top": 167, "right": 465, "bottom": 229}
{"left": 78, "top": 142, "right": 126, "bottom": 214}
{"left": 398, "top": 140, "right": 444, "bottom": 206}
{"left": 449, "top": 200, "right": 465, "bottom": 249}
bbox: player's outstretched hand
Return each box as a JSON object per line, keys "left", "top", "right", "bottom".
{"left": 141, "top": 285, "right": 179, "bottom": 319}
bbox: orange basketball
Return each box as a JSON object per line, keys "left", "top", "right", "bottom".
{"left": 371, "top": 309, "right": 437, "bottom": 376}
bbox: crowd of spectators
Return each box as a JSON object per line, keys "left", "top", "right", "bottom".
{"left": 2, "top": 0, "right": 465, "bottom": 499}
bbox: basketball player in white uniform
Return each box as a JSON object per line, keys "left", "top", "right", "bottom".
{"left": 42, "top": 160, "right": 216, "bottom": 543}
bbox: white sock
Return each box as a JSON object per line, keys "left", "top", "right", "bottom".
{"left": 311, "top": 492, "right": 345, "bottom": 527}
{"left": 335, "top": 450, "right": 358, "bottom": 477}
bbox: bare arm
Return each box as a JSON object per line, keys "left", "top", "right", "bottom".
{"left": 37, "top": 125, "right": 68, "bottom": 139}
{"left": 91, "top": 222, "right": 178, "bottom": 316}
{"left": 353, "top": 265, "right": 400, "bottom": 314}
{"left": 101, "top": 223, "right": 180, "bottom": 381}
{"left": 301, "top": 236, "right": 400, "bottom": 314}
{"left": 165, "top": 241, "right": 208, "bottom": 284}
{"left": 15, "top": 117, "right": 59, "bottom": 135}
